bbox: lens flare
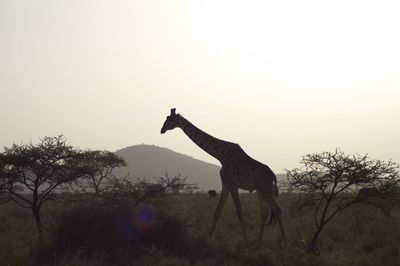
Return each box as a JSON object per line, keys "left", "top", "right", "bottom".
{"left": 132, "top": 204, "right": 155, "bottom": 231}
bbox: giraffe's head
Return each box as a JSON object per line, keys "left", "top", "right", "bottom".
{"left": 161, "top": 108, "right": 181, "bottom": 134}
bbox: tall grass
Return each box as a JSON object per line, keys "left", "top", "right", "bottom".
{"left": 0, "top": 192, "right": 399, "bottom": 265}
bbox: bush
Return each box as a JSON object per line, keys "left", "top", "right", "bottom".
{"left": 40, "top": 200, "right": 192, "bottom": 265}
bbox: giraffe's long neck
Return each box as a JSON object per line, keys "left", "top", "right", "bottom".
{"left": 179, "top": 117, "right": 230, "bottom": 162}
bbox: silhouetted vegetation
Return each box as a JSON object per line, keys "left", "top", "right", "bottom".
{"left": 287, "top": 150, "right": 400, "bottom": 253}
{"left": 1, "top": 143, "right": 400, "bottom": 265}
{"left": 0, "top": 136, "right": 125, "bottom": 244}
{"left": 2, "top": 192, "right": 400, "bottom": 265}
{"left": 64, "top": 150, "right": 126, "bottom": 196}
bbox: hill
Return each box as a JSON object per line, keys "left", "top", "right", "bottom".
{"left": 113, "top": 144, "right": 221, "bottom": 191}
{"left": 113, "top": 144, "right": 286, "bottom": 191}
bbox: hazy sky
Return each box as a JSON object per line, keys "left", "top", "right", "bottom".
{"left": 1, "top": 0, "right": 399, "bottom": 172}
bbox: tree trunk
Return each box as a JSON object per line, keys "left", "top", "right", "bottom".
{"left": 307, "top": 227, "right": 323, "bottom": 253}
{"left": 32, "top": 207, "right": 43, "bottom": 245}
{"left": 307, "top": 199, "right": 331, "bottom": 253}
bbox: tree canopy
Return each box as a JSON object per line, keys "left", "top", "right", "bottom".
{"left": 0, "top": 135, "right": 125, "bottom": 243}
{"left": 287, "top": 149, "right": 400, "bottom": 252}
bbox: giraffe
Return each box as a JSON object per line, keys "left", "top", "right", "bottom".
{"left": 160, "top": 108, "right": 285, "bottom": 244}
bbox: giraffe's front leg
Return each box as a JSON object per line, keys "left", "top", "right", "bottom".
{"left": 231, "top": 188, "right": 248, "bottom": 243}
{"left": 210, "top": 186, "right": 229, "bottom": 237}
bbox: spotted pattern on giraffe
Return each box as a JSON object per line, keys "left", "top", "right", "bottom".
{"left": 161, "top": 108, "right": 285, "bottom": 245}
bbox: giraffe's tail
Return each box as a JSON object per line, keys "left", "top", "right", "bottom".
{"left": 268, "top": 209, "right": 277, "bottom": 225}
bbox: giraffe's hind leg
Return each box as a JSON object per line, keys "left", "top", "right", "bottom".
{"left": 210, "top": 186, "right": 229, "bottom": 237}
{"left": 256, "top": 190, "right": 270, "bottom": 243}
{"left": 258, "top": 188, "right": 286, "bottom": 243}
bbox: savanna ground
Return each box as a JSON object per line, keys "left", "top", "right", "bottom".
{"left": 1, "top": 192, "right": 399, "bottom": 266}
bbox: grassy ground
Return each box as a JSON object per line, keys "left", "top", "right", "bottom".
{"left": 1, "top": 192, "right": 399, "bottom": 266}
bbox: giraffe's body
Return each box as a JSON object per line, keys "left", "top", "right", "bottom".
{"left": 161, "top": 109, "right": 285, "bottom": 244}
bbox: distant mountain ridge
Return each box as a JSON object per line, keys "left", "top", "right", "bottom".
{"left": 113, "top": 144, "right": 285, "bottom": 191}
{"left": 113, "top": 144, "right": 221, "bottom": 190}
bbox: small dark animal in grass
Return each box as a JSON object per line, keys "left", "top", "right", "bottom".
{"left": 145, "top": 184, "right": 166, "bottom": 197}
{"left": 208, "top": 190, "right": 217, "bottom": 198}
{"left": 358, "top": 187, "right": 381, "bottom": 198}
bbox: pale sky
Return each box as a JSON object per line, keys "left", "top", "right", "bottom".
{"left": 1, "top": 0, "right": 399, "bottom": 172}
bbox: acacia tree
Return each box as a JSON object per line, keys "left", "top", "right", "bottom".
{"left": 85, "top": 150, "right": 126, "bottom": 195}
{"left": 287, "top": 150, "right": 399, "bottom": 253}
{"left": 0, "top": 136, "right": 125, "bottom": 244}
{"left": 63, "top": 150, "right": 126, "bottom": 197}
